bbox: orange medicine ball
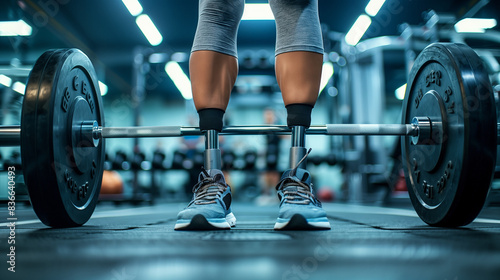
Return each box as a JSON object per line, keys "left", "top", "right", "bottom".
{"left": 100, "top": 170, "right": 124, "bottom": 194}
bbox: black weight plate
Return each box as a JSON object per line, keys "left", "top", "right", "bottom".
{"left": 21, "top": 49, "right": 105, "bottom": 227}
{"left": 402, "top": 43, "right": 496, "bottom": 227}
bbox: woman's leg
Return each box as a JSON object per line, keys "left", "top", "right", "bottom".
{"left": 269, "top": 0, "right": 331, "bottom": 230}
{"left": 270, "top": 0, "right": 324, "bottom": 129}
{"left": 190, "top": 0, "right": 244, "bottom": 131}
{"left": 175, "top": 0, "right": 244, "bottom": 231}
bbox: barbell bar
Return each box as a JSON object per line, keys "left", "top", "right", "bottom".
{"left": 8, "top": 43, "right": 498, "bottom": 229}
{"left": 0, "top": 122, "right": 420, "bottom": 146}
{"left": 98, "top": 123, "right": 420, "bottom": 137}
{"left": 0, "top": 123, "right": 419, "bottom": 136}
{"left": 0, "top": 119, "right": 425, "bottom": 149}
{"left": 4, "top": 114, "right": 500, "bottom": 147}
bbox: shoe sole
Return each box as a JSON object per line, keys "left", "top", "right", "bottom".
{"left": 175, "top": 213, "right": 236, "bottom": 231}
{"left": 274, "top": 214, "right": 331, "bottom": 230}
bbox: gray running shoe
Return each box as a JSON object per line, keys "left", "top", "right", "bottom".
{"left": 175, "top": 168, "right": 236, "bottom": 230}
{"left": 275, "top": 149, "right": 331, "bottom": 230}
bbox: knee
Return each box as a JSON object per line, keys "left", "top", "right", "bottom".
{"left": 269, "top": 0, "right": 322, "bottom": 54}
{"left": 269, "top": 0, "right": 311, "bottom": 20}
{"left": 194, "top": 0, "right": 245, "bottom": 57}
{"left": 199, "top": 0, "right": 244, "bottom": 26}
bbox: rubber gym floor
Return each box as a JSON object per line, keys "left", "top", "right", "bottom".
{"left": 0, "top": 200, "right": 499, "bottom": 280}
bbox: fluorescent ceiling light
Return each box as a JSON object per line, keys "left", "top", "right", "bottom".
{"left": 319, "top": 62, "right": 334, "bottom": 94}
{"left": 121, "top": 0, "right": 143, "bottom": 17}
{"left": 165, "top": 61, "right": 192, "bottom": 100}
{"left": 0, "top": 74, "right": 12, "bottom": 87}
{"left": 454, "top": 18, "right": 497, "bottom": 33}
{"left": 12, "top": 81, "right": 25, "bottom": 95}
{"left": 98, "top": 81, "right": 108, "bottom": 96}
{"left": 365, "top": 0, "right": 386, "bottom": 17}
{"left": 136, "top": 14, "right": 163, "bottom": 46}
{"left": 345, "top": 14, "right": 372, "bottom": 46}
{"left": 356, "top": 36, "right": 393, "bottom": 52}
{"left": 0, "top": 20, "right": 32, "bottom": 36}
{"left": 242, "top": 3, "right": 274, "bottom": 20}
{"left": 149, "top": 53, "right": 169, "bottom": 63}
{"left": 171, "top": 52, "right": 189, "bottom": 63}
{"left": 395, "top": 83, "right": 406, "bottom": 100}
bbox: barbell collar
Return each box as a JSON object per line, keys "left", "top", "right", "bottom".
{"left": 411, "top": 117, "right": 431, "bottom": 145}
{"left": 80, "top": 121, "right": 100, "bottom": 148}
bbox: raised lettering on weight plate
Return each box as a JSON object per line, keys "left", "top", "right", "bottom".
{"left": 444, "top": 86, "right": 455, "bottom": 114}
{"left": 61, "top": 88, "right": 71, "bottom": 112}
{"left": 87, "top": 97, "right": 95, "bottom": 114}
{"left": 423, "top": 180, "right": 434, "bottom": 199}
{"left": 437, "top": 161, "right": 454, "bottom": 193}
{"left": 77, "top": 182, "right": 89, "bottom": 200}
{"left": 72, "top": 76, "right": 79, "bottom": 91}
{"left": 447, "top": 102, "right": 455, "bottom": 114}
{"left": 444, "top": 86, "right": 453, "bottom": 102}
{"left": 412, "top": 158, "right": 421, "bottom": 183}
{"left": 414, "top": 89, "right": 423, "bottom": 109}
{"left": 64, "top": 169, "right": 89, "bottom": 200}
{"left": 81, "top": 80, "right": 95, "bottom": 113}
{"left": 81, "top": 80, "right": 88, "bottom": 96}
{"left": 426, "top": 70, "right": 442, "bottom": 87}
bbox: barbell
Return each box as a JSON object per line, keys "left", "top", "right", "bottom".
{"left": 2, "top": 43, "right": 497, "bottom": 228}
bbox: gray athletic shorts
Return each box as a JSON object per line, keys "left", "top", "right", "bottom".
{"left": 191, "top": 0, "right": 324, "bottom": 58}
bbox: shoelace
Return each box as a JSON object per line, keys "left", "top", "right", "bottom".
{"left": 278, "top": 148, "right": 318, "bottom": 205}
{"left": 191, "top": 167, "right": 227, "bottom": 205}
